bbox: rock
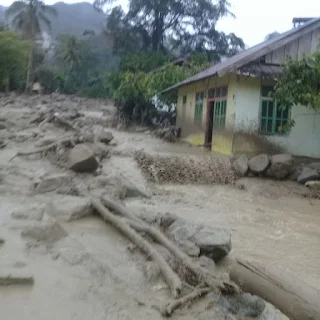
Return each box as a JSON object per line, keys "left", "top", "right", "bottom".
{"left": 269, "top": 154, "right": 293, "bottom": 179}
{"left": 33, "top": 173, "right": 72, "bottom": 194}
{"left": 11, "top": 205, "right": 44, "bottom": 221}
{"left": 193, "top": 228, "right": 231, "bottom": 262}
{"left": 233, "top": 155, "right": 248, "bottom": 176}
{"left": 99, "top": 131, "right": 114, "bottom": 144}
{"left": 297, "top": 167, "right": 320, "bottom": 184}
{"left": 157, "top": 212, "right": 178, "bottom": 229}
{"left": 35, "top": 136, "right": 56, "bottom": 147}
{"left": 168, "top": 219, "right": 231, "bottom": 262}
{"left": 168, "top": 219, "right": 202, "bottom": 241}
{"left": 177, "top": 240, "right": 200, "bottom": 257}
{"left": 68, "top": 144, "right": 99, "bottom": 173}
{"left": 198, "top": 256, "right": 216, "bottom": 271}
{"left": 248, "top": 154, "right": 270, "bottom": 174}
{"left": 46, "top": 196, "right": 92, "bottom": 222}
{"left": 305, "top": 181, "right": 320, "bottom": 191}
{"left": 21, "top": 221, "right": 67, "bottom": 244}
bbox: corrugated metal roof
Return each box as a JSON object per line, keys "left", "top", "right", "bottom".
{"left": 163, "top": 17, "right": 320, "bottom": 92}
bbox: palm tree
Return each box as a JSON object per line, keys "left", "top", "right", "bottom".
{"left": 55, "top": 34, "right": 85, "bottom": 92}
{"left": 5, "top": 0, "right": 57, "bottom": 92}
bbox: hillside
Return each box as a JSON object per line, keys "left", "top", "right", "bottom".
{"left": 0, "top": 2, "right": 106, "bottom": 39}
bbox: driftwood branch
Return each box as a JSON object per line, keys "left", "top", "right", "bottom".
{"left": 9, "top": 137, "right": 74, "bottom": 162}
{"left": 101, "top": 196, "right": 238, "bottom": 293}
{"left": 92, "top": 199, "right": 182, "bottom": 298}
{"left": 230, "top": 258, "right": 320, "bottom": 320}
{"left": 161, "top": 287, "right": 211, "bottom": 317}
{"left": 0, "top": 274, "right": 34, "bottom": 286}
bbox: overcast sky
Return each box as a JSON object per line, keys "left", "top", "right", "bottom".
{"left": 1, "top": 0, "right": 319, "bottom": 46}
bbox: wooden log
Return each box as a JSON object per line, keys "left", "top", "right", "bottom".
{"left": 101, "top": 196, "right": 238, "bottom": 293}
{"left": 92, "top": 199, "right": 182, "bottom": 298}
{"left": 230, "top": 258, "right": 320, "bottom": 320}
{"left": 0, "top": 274, "right": 34, "bottom": 286}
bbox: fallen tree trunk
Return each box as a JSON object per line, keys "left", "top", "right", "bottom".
{"left": 9, "top": 137, "right": 74, "bottom": 161}
{"left": 92, "top": 199, "right": 182, "bottom": 298}
{"left": 0, "top": 274, "right": 34, "bottom": 285}
{"left": 230, "top": 258, "right": 320, "bottom": 320}
{"left": 101, "top": 196, "right": 238, "bottom": 294}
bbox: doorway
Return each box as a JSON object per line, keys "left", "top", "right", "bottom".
{"left": 204, "top": 101, "right": 215, "bottom": 149}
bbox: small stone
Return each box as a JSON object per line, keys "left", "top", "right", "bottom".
{"left": 248, "top": 154, "right": 270, "bottom": 174}
{"left": 297, "top": 167, "right": 320, "bottom": 184}
{"left": 269, "top": 154, "right": 293, "bottom": 179}
{"left": 46, "top": 196, "right": 92, "bottom": 222}
{"left": 305, "top": 181, "right": 320, "bottom": 190}
{"left": 33, "top": 174, "right": 72, "bottom": 194}
{"left": 193, "top": 228, "right": 232, "bottom": 262}
{"left": 233, "top": 155, "right": 248, "bottom": 176}
{"left": 158, "top": 212, "right": 178, "bottom": 229}
{"left": 68, "top": 144, "right": 99, "bottom": 173}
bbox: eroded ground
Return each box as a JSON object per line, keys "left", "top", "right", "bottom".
{"left": 0, "top": 94, "right": 319, "bottom": 319}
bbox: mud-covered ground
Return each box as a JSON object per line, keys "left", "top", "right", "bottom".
{"left": 0, "top": 93, "right": 319, "bottom": 320}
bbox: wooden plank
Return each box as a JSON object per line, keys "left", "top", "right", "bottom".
{"left": 298, "top": 33, "right": 313, "bottom": 59}
{"left": 265, "top": 52, "right": 273, "bottom": 64}
{"left": 285, "top": 39, "right": 299, "bottom": 59}
{"left": 271, "top": 47, "right": 286, "bottom": 64}
{"left": 311, "top": 28, "right": 320, "bottom": 52}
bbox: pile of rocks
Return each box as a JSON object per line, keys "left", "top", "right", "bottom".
{"left": 135, "top": 151, "right": 236, "bottom": 184}
{"left": 233, "top": 153, "right": 320, "bottom": 187}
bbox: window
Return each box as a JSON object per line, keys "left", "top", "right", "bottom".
{"left": 208, "top": 86, "right": 228, "bottom": 128}
{"left": 213, "top": 100, "right": 227, "bottom": 128}
{"left": 194, "top": 92, "right": 204, "bottom": 123}
{"left": 260, "top": 86, "right": 290, "bottom": 135}
{"left": 208, "top": 86, "right": 228, "bottom": 99}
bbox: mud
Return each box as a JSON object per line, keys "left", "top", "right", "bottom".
{"left": 0, "top": 93, "right": 318, "bottom": 319}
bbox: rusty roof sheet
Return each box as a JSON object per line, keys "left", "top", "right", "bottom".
{"left": 163, "top": 17, "right": 320, "bottom": 92}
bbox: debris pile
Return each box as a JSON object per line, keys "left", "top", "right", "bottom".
{"left": 135, "top": 151, "right": 236, "bottom": 184}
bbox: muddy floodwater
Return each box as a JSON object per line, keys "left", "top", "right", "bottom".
{"left": 0, "top": 95, "right": 319, "bottom": 319}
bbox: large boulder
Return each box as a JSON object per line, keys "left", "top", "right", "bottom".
{"left": 269, "top": 154, "right": 293, "bottom": 179}
{"left": 233, "top": 155, "right": 248, "bottom": 176}
{"left": 68, "top": 144, "right": 98, "bottom": 173}
{"left": 168, "top": 219, "right": 231, "bottom": 262}
{"left": 11, "top": 205, "right": 44, "bottom": 221}
{"left": 248, "top": 154, "right": 270, "bottom": 174}
{"left": 92, "top": 125, "right": 114, "bottom": 144}
{"left": 297, "top": 167, "right": 320, "bottom": 184}
{"left": 46, "top": 196, "right": 92, "bottom": 222}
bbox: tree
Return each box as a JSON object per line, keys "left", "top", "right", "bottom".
{"left": 265, "top": 31, "right": 280, "bottom": 41}
{"left": 0, "top": 31, "right": 30, "bottom": 91}
{"left": 98, "top": 0, "right": 244, "bottom": 61}
{"left": 5, "top": 0, "right": 57, "bottom": 92}
{"left": 274, "top": 53, "right": 320, "bottom": 111}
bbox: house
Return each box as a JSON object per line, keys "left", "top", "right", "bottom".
{"left": 164, "top": 18, "right": 320, "bottom": 158}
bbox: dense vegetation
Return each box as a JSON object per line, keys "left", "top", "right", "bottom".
{"left": 275, "top": 52, "right": 320, "bottom": 111}
{"left": 0, "top": 0, "right": 246, "bottom": 125}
